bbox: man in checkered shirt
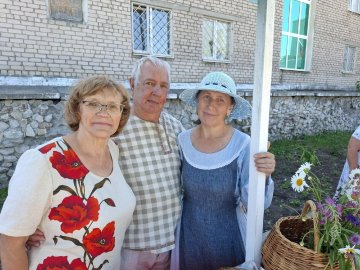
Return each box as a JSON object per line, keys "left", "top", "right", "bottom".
{"left": 24, "top": 56, "right": 183, "bottom": 269}
{"left": 115, "top": 56, "right": 184, "bottom": 270}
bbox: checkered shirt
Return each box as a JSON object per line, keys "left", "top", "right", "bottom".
{"left": 114, "top": 112, "right": 184, "bottom": 253}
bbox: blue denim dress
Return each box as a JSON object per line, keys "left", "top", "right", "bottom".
{"left": 179, "top": 157, "right": 245, "bottom": 270}
{"left": 177, "top": 128, "right": 274, "bottom": 270}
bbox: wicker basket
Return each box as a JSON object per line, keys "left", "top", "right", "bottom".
{"left": 262, "top": 200, "right": 340, "bottom": 270}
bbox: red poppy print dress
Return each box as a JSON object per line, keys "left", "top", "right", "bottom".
{"left": 0, "top": 137, "right": 136, "bottom": 270}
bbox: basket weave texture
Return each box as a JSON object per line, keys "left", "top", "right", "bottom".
{"left": 262, "top": 200, "right": 340, "bottom": 270}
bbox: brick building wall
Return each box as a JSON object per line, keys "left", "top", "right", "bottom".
{"left": 1, "top": 0, "right": 359, "bottom": 88}
{"left": 0, "top": 0, "right": 134, "bottom": 79}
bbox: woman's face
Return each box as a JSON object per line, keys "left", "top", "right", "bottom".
{"left": 78, "top": 89, "right": 123, "bottom": 139}
{"left": 197, "top": 90, "right": 234, "bottom": 126}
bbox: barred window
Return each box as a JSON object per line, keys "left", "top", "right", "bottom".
{"left": 343, "top": 46, "right": 356, "bottom": 72}
{"left": 280, "top": 0, "right": 311, "bottom": 70}
{"left": 349, "top": 0, "right": 360, "bottom": 13}
{"left": 132, "top": 3, "right": 172, "bottom": 56}
{"left": 202, "top": 19, "right": 231, "bottom": 61}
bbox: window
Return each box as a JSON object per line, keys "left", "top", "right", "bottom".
{"left": 349, "top": 0, "right": 360, "bottom": 13}
{"left": 202, "top": 19, "right": 231, "bottom": 61}
{"left": 132, "top": 3, "right": 172, "bottom": 56}
{"left": 343, "top": 46, "right": 356, "bottom": 72}
{"left": 280, "top": 0, "right": 311, "bottom": 70}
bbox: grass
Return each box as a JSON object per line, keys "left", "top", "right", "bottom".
{"left": 269, "top": 131, "right": 352, "bottom": 192}
{"left": 0, "top": 187, "right": 8, "bottom": 209}
{"left": 264, "top": 130, "right": 353, "bottom": 229}
{"left": 269, "top": 130, "right": 352, "bottom": 161}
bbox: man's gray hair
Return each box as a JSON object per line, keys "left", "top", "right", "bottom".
{"left": 131, "top": 56, "right": 171, "bottom": 86}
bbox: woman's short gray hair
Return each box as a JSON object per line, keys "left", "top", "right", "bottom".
{"left": 131, "top": 56, "right": 171, "bottom": 86}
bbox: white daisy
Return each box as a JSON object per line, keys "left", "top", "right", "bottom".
{"left": 291, "top": 172, "right": 309, "bottom": 192}
{"left": 338, "top": 245, "right": 360, "bottom": 255}
{"left": 296, "top": 162, "right": 312, "bottom": 175}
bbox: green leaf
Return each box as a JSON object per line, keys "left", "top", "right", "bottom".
{"left": 94, "top": 260, "right": 109, "bottom": 270}
{"left": 53, "top": 185, "right": 77, "bottom": 196}
{"left": 56, "top": 235, "right": 84, "bottom": 247}
{"left": 337, "top": 235, "right": 345, "bottom": 247}
{"left": 103, "top": 198, "right": 116, "bottom": 207}
{"left": 317, "top": 235, "right": 324, "bottom": 252}
{"left": 329, "top": 248, "right": 335, "bottom": 267}
{"left": 52, "top": 236, "right": 58, "bottom": 245}
{"left": 88, "top": 178, "right": 111, "bottom": 198}
{"left": 355, "top": 255, "right": 360, "bottom": 269}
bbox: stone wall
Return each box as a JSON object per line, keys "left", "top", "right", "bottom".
{"left": 1, "top": 89, "right": 359, "bottom": 188}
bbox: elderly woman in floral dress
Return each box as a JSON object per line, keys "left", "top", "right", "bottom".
{"left": 0, "top": 76, "right": 136, "bottom": 269}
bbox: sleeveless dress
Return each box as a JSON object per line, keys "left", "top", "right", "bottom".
{"left": 178, "top": 128, "right": 274, "bottom": 270}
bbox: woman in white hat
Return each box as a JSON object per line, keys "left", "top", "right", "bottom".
{"left": 177, "top": 72, "right": 275, "bottom": 269}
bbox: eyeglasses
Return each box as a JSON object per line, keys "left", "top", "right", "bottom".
{"left": 82, "top": 100, "right": 124, "bottom": 114}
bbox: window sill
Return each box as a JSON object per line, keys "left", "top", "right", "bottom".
{"left": 132, "top": 51, "right": 174, "bottom": 59}
{"left": 202, "top": 58, "right": 231, "bottom": 64}
{"left": 348, "top": 9, "right": 360, "bottom": 15}
{"left": 341, "top": 70, "right": 356, "bottom": 74}
{"left": 280, "top": 68, "right": 311, "bottom": 73}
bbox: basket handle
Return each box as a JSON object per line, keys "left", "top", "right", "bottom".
{"left": 299, "top": 200, "right": 320, "bottom": 252}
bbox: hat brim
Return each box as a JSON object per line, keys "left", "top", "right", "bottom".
{"left": 179, "top": 86, "right": 252, "bottom": 120}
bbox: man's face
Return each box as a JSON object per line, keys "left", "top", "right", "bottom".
{"left": 131, "top": 61, "right": 169, "bottom": 122}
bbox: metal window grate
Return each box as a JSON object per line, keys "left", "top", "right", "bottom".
{"left": 133, "top": 4, "right": 147, "bottom": 51}
{"left": 132, "top": 3, "right": 171, "bottom": 56}
{"left": 203, "top": 19, "right": 230, "bottom": 61}
{"left": 343, "top": 46, "right": 356, "bottom": 72}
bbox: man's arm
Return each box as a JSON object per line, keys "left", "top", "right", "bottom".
{"left": 347, "top": 136, "right": 360, "bottom": 171}
{"left": 25, "top": 229, "right": 45, "bottom": 250}
{"left": 0, "top": 234, "right": 29, "bottom": 270}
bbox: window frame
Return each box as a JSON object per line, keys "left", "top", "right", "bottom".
{"left": 131, "top": 2, "right": 173, "bottom": 58}
{"left": 280, "top": 0, "right": 313, "bottom": 71}
{"left": 48, "top": 0, "right": 87, "bottom": 24}
{"left": 342, "top": 45, "right": 357, "bottom": 73}
{"left": 349, "top": 0, "right": 360, "bottom": 13}
{"left": 202, "top": 18, "right": 232, "bottom": 63}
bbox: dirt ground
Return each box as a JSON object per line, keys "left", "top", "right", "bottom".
{"left": 263, "top": 150, "right": 345, "bottom": 231}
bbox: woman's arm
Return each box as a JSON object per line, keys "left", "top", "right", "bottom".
{"left": 0, "top": 149, "right": 52, "bottom": 267}
{"left": 347, "top": 136, "right": 360, "bottom": 171}
{"left": 253, "top": 152, "right": 276, "bottom": 177}
{"left": 238, "top": 146, "right": 275, "bottom": 209}
{"left": 0, "top": 234, "right": 29, "bottom": 270}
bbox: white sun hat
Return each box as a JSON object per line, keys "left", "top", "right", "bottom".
{"left": 180, "top": 71, "right": 252, "bottom": 120}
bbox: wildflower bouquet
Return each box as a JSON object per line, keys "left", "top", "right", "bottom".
{"left": 290, "top": 163, "right": 360, "bottom": 269}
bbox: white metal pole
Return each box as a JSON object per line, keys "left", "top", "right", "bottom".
{"left": 244, "top": 0, "right": 275, "bottom": 267}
